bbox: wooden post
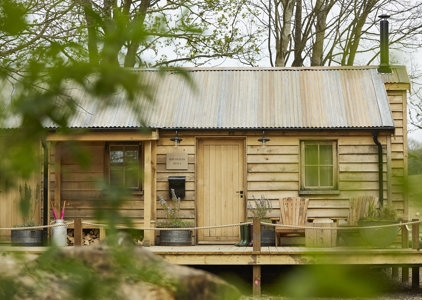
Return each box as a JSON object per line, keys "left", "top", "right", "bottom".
{"left": 252, "top": 218, "right": 261, "bottom": 296}
{"left": 253, "top": 265, "right": 261, "bottom": 297}
{"left": 412, "top": 267, "right": 420, "bottom": 290}
{"left": 99, "top": 226, "right": 107, "bottom": 240}
{"left": 412, "top": 219, "right": 420, "bottom": 289}
{"left": 392, "top": 267, "right": 398, "bottom": 280}
{"left": 74, "top": 218, "right": 82, "bottom": 246}
{"left": 402, "top": 267, "right": 409, "bottom": 285}
{"left": 253, "top": 218, "right": 261, "bottom": 252}
{"left": 412, "top": 219, "right": 419, "bottom": 250}
{"left": 54, "top": 143, "right": 62, "bottom": 218}
{"left": 402, "top": 220, "right": 409, "bottom": 284}
{"left": 402, "top": 221, "right": 409, "bottom": 248}
{"left": 143, "top": 141, "right": 155, "bottom": 246}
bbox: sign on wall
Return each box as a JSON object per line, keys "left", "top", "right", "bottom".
{"left": 166, "top": 152, "right": 188, "bottom": 170}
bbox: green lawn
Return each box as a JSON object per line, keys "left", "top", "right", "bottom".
{"left": 408, "top": 174, "right": 422, "bottom": 220}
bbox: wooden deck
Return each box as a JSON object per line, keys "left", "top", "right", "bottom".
{"left": 148, "top": 245, "right": 422, "bottom": 266}
{"left": 2, "top": 245, "right": 421, "bottom": 266}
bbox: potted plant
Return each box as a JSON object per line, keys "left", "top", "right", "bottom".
{"left": 11, "top": 183, "right": 43, "bottom": 246}
{"left": 157, "top": 189, "right": 193, "bottom": 246}
{"left": 248, "top": 195, "right": 275, "bottom": 246}
{"left": 358, "top": 201, "right": 400, "bottom": 248}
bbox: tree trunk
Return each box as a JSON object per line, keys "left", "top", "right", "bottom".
{"left": 275, "top": 0, "right": 295, "bottom": 67}
{"left": 82, "top": 0, "right": 99, "bottom": 64}
{"left": 345, "top": 1, "right": 376, "bottom": 66}
{"left": 292, "top": 0, "right": 303, "bottom": 66}
{"left": 124, "top": 0, "right": 151, "bottom": 67}
{"left": 311, "top": 0, "right": 334, "bottom": 66}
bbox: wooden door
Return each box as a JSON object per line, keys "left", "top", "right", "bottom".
{"left": 197, "top": 139, "right": 245, "bottom": 243}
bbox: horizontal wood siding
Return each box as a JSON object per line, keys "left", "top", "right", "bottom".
{"left": 50, "top": 142, "right": 144, "bottom": 222}
{"left": 388, "top": 91, "right": 407, "bottom": 217}
{"left": 246, "top": 134, "right": 388, "bottom": 220}
{"left": 156, "top": 133, "right": 196, "bottom": 226}
{"left": 156, "top": 127, "right": 406, "bottom": 229}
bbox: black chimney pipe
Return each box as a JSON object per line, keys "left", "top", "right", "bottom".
{"left": 378, "top": 14, "right": 392, "bottom": 73}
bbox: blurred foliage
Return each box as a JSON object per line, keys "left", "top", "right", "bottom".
{"left": 0, "top": 1, "right": 198, "bottom": 298}
{"left": 0, "top": 1, "right": 420, "bottom": 299}
{"left": 0, "top": 0, "right": 194, "bottom": 190}
{"left": 17, "top": 183, "right": 40, "bottom": 226}
{"left": 269, "top": 265, "right": 391, "bottom": 299}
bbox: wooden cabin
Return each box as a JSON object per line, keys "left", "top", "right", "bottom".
{"left": 13, "top": 66, "right": 409, "bottom": 245}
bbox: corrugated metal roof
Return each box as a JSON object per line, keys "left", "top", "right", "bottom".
{"left": 381, "top": 65, "right": 411, "bottom": 86}
{"left": 34, "top": 66, "right": 406, "bottom": 130}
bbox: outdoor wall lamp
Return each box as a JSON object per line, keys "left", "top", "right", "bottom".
{"left": 170, "top": 130, "right": 182, "bottom": 147}
{"left": 258, "top": 130, "right": 270, "bottom": 146}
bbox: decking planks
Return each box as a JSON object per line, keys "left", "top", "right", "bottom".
{"left": 148, "top": 245, "right": 422, "bottom": 266}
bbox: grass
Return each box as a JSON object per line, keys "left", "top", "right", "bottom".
{"left": 407, "top": 174, "right": 422, "bottom": 243}
{"left": 407, "top": 174, "right": 422, "bottom": 220}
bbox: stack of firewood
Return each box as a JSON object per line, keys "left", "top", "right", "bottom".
{"left": 67, "top": 229, "right": 100, "bottom": 246}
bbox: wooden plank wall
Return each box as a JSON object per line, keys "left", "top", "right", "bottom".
{"left": 388, "top": 90, "right": 408, "bottom": 218}
{"left": 156, "top": 129, "right": 401, "bottom": 227}
{"left": 246, "top": 134, "right": 388, "bottom": 219}
{"left": 156, "top": 133, "right": 196, "bottom": 223}
{"left": 0, "top": 176, "right": 41, "bottom": 239}
{"left": 49, "top": 142, "right": 144, "bottom": 222}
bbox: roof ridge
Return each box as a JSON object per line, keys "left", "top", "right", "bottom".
{"left": 133, "top": 66, "right": 382, "bottom": 72}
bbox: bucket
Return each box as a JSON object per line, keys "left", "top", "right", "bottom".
{"left": 52, "top": 219, "right": 67, "bottom": 246}
{"left": 261, "top": 225, "right": 275, "bottom": 246}
{"left": 160, "top": 230, "right": 192, "bottom": 246}
{"left": 11, "top": 229, "right": 43, "bottom": 246}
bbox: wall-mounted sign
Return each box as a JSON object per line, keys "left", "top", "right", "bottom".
{"left": 166, "top": 152, "right": 188, "bottom": 170}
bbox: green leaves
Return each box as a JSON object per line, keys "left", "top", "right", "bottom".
{"left": 0, "top": 0, "right": 27, "bottom": 35}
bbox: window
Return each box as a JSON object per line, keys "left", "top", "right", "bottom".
{"left": 108, "top": 144, "right": 142, "bottom": 189}
{"left": 300, "top": 140, "right": 337, "bottom": 192}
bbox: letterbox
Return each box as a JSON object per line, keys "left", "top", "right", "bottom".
{"left": 168, "top": 176, "right": 185, "bottom": 199}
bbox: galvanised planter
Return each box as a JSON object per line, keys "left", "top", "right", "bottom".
{"left": 358, "top": 220, "right": 400, "bottom": 248}
{"left": 261, "top": 225, "right": 275, "bottom": 246}
{"left": 160, "top": 230, "right": 192, "bottom": 246}
{"left": 11, "top": 229, "right": 43, "bottom": 246}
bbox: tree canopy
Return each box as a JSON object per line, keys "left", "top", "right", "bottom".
{"left": 1, "top": 0, "right": 422, "bottom": 187}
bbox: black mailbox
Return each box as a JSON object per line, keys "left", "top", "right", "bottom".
{"left": 168, "top": 176, "right": 185, "bottom": 199}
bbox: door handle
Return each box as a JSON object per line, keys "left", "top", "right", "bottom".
{"left": 236, "top": 190, "right": 244, "bottom": 198}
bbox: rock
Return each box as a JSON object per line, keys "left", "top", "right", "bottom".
{"left": 0, "top": 245, "right": 240, "bottom": 300}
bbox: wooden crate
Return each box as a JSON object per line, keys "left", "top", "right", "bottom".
{"left": 305, "top": 219, "right": 337, "bottom": 247}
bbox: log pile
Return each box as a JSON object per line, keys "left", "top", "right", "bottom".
{"left": 67, "top": 229, "right": 100, "bottom": 246}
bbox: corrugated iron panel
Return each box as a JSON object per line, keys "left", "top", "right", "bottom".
{"left": 381, "top": 65, "right": 410, "bottom": 85}
{"left": 41, "top": 66, "right": 399, "bottom": 130}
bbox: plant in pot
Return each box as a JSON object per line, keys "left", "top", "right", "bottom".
{"left": 11, "top": 183, "right": 43, "bottom": 246}
{"left": 157, "top": 189, "right": 193, "bottom": 246}
{"left": 358, "top": 201, "right": 400, "bottom": 248}
{"left": 248, "top": 195, "right": 274, "bottom": 246}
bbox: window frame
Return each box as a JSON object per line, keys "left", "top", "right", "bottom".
{"left": 300, "top": 140, "right": 338, "bottom": 194}
{"left": 106, "top": 142, "right": 143, "bottom": 191}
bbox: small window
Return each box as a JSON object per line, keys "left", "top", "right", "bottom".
{"left": 109, "top": 144, "right": 141, "bottom": 189}
{"left": 300, "top": 140, "right": 337, "bottom": 191}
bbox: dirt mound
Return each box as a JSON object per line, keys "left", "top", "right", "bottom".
{"left": 0, "top": 245, "right": 240, "bottom": 300}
